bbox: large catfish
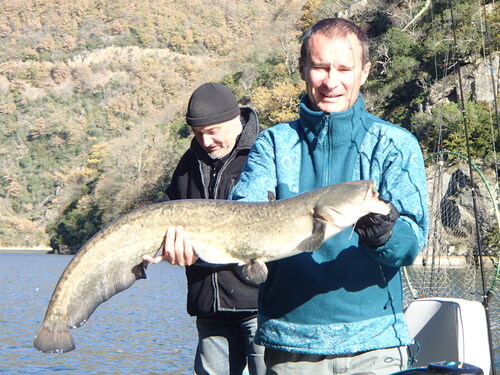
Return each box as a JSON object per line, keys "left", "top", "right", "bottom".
{"left": 33, "top": 180, "right": 389, "bottom": 353}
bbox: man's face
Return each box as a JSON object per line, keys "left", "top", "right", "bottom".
{"left": 299, "top": 33, "right": 371, "bottom": 113}
{"left": 192, "top": 116, "right": 242, "bottom": 159}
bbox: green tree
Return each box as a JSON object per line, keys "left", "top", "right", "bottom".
{"left": 444, "top": 101, "right": 497, "bottom": 163}
{"left": 48, "top": 198, "right": 104, "bottom": 252}
{"left": 411, "top": 101, "right": 496, "bottom": 163}
{"left": 365, "top": 27, "right": 424, "bottom": 118}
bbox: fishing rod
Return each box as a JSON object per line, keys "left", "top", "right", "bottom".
{"left": 480, "top": 0, "right": 500, "bottom": 300}
{"left": 449, "top": 1, "right": 497, "bottom": 373}
{"left": 480, "top": 0, "right": 500, "bottom": 145}
{"left": 479, "top": 0, "right": 500, "bottom": 299}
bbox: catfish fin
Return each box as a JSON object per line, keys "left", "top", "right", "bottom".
{"left": 132, "top": 262, "right": 147, "bottom": 280}
{"left": 33, "top": 322, "right": 75, "bottom": 353}
{"left": 66, "top": 261, "right": 143, "bottom": 333}
{"left": 296, "top": 217, "right": 326, "bottom": 252}
{"left": 243, "top": 259, "right": 268, "bottom": 284}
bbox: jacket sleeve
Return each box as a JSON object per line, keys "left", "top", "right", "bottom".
{"left": 230, "top": 131, "right": 278, "bottom": 203}
{"left": 164, "top": 151, "right": 195, "bottom": 201}
{"left": 363, "top": 126, "right": 429, "bottom": 268}
{"left": 164, "top": 168, "right": 181, "bottom": 201}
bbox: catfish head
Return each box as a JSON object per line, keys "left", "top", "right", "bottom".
{"left": 314, "top": 180, "right": 390, "bottom": 239}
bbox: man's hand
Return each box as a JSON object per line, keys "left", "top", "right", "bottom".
{"left": 143, "top": 225, "right": 199, "bottom": 266}
{"left": 354, "top": 201, "right": 400, "bottom": 248}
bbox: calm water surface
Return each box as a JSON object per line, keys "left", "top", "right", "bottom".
{"left": 0, "top": 253, "right": 498, "bottom": 374}
{"left": 0, "top": 253, "right": 197, "bottom": 374}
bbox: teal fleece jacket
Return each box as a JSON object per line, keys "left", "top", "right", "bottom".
{"left": 230, "top": 94, "right": 429, "bottom": 355}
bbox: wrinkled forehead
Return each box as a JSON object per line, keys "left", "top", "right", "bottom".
{"left": 303, "top": 30, "right": 369, "bottom": 66}
{"left": 192, "top": 116, "right": 240, "bottom": 132}
{"left": 307, "top": 33, "right": 365, "bottom": 63}
{"left": 191, "top": 123, "right": 221, "bottom": 134}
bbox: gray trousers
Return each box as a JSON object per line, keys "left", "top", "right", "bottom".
{"left": 194, "top": 316, "right": 265, "bottom": 375}
{"left": 263, "top": 346, "right": 408, "bottom": 375}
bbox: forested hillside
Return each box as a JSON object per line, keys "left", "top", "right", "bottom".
{"left": 0, "top": 0, "right": 498, "bottom": 250}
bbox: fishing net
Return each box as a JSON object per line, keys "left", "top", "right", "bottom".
{"left": 403, "top": 151, "right": 500, "bottom": 350}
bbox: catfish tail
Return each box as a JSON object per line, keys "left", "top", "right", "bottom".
{"left": 33, "top": 322, "right": 75, "bottom": 353}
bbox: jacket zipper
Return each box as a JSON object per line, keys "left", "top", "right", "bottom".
{"left": 197, "top": 160, "right": 209, "bottom": 199}
{"left": 213, "top": 147, "right": 244, "bottom": 198}
{"left": 324, "top": 116, "right": 331, "bottom": 186}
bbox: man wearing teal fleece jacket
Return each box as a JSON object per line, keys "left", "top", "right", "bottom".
{"left": 229, "top": 18, "right": 429, "bottom": 374}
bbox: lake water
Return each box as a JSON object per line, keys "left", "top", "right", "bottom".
{"left": 0, "top": 253, "right": 197, "bottom": 374}
{"left": 0, "top": 253, "right": 498, "bottom": 374}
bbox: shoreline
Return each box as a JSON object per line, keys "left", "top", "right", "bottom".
{"left": 0, "top": 250, "right": 496, "bottom": 268}
{"left": 0, "top": 247, "right": 52, "bottom": 254}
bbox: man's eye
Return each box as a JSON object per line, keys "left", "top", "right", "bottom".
{"left": 312, "top": 66, "right": 328, "bottom": 72}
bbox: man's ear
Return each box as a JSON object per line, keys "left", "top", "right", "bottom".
{"left": 299, "top": 58, "right": 305, "bottom": 81}
{"left": 360, "top": 61, "right": 371, "bottom": 86}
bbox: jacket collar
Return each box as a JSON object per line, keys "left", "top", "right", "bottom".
{"left": 298, "top": 94, "right": 366, "bottom": 148}
{"left": 299, "top": 94, "right": 365, "bottom": 135}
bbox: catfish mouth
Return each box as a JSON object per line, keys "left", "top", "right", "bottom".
{"left": 361, "top": 181, "right": 390, "bottom": 215}
{"left": 363, "top": 181, "right": 379, "bottom": 202}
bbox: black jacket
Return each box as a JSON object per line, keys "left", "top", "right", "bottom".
{"left": 165, "top": 106, "right": 261, "bottom": 318}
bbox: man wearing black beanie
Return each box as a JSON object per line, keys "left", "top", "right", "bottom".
{"left": 146, "top": 82, "right": 264, "bottom": 375}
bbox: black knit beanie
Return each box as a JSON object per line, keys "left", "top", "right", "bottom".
{"left": 186, "top": 82, "right": 240, "bottom": 127}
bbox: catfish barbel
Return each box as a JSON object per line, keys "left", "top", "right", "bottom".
{"left": 33, "top": 180, "right": 389, "bottom": 353}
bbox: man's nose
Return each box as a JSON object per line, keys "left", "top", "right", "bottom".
{"left": 201, "top": 134, "right": 213, "bottom": 147}
{"left": 323, "top": 69, "right": 339, "bottom": 89}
